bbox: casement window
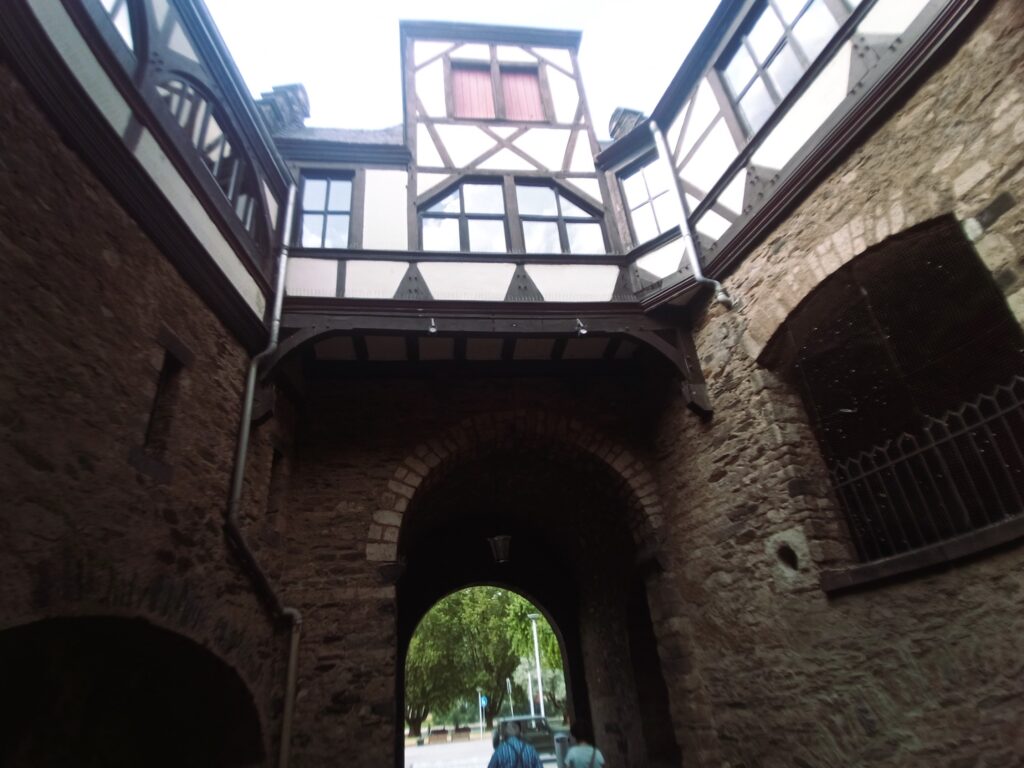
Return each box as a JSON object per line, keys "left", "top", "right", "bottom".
{"left": 297, "top": 176, "right": 352, "bottom": 248}
{"left": 451, "top": 62, "right": 545, "bottom": 121}
{"left": 719, "top": 0, "right": 852, "bottom": 134}
{"left": 421, "top": 182, "right": 508, "bottom": 253}
{"left": 516, "top": 183, "right": 605, "bottom": 254}
{"left": 419, "top": 179, "right": 606, "bottom": 254}
{"left": 620, "top": 158, "right": 678, "bottom": 246}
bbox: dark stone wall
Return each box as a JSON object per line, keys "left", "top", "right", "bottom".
{"left": 0, "top": 61, "right": 283, "bottom": 763}
{"left": 647, "top": 1, "right": 1024, "bottom": 764}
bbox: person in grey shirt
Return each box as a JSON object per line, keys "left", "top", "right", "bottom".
{"left": 565, "top": 720, "right": 605, "bottom": 767}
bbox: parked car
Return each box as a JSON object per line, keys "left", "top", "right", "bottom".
{"left": 492, "top": 715, "right": 557, "bottom": 756}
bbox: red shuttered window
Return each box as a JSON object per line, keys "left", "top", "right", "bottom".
{"left": 452, "top": 65, "right": 495, "bottom": 119}
{"left": 501, "top": 68, "right": 544, "bottom": 121}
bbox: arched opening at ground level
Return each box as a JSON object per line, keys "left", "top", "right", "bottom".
{"left": 404, "top": 586, "right": 570, "bottom": 741}
{"left": 392, "top": 430, "right": 682, "bottom": 768}
{"left": 0, "top": 616, "right": 266, "bottom": 768}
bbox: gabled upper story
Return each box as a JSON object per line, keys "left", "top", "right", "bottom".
{"left": 6, "top": 0, "right": 993, "bottom": 331}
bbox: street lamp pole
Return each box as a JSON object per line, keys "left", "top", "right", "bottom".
{"left": 476, "top": 687, "right": 484, "bottom": 738}
{"left": 526, "top": 668, "right": 535, "bottom": 716}
{"left": 528, "top": 613, "right": 545, "bottom": 718}
{"left": 507, "top": 677, "right": 515, "bottom": 716}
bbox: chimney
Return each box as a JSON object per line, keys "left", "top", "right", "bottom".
{"left": 608, "top": 107, "right": 646, "bottom": 140}
{"left": 257, "top": 84, "right": 310, "bottom": 134}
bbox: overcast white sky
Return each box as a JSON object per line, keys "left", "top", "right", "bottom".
{"left": 203, "top": 0, "right": 720, "bottom": 140}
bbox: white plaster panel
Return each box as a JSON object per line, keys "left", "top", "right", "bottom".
{"left": 417, "top": 172, "right": 451, "bottom": 196}
{"left": 680, "top": 118, "right": 739, "bottom": 195}
{"left": 477, "top": 148, "right": 539, "bottom": 171}
{"left": 569, "top": 134, "right": 596, "bottom": 173}
{"left": 753, "top": 42, "right": 852, "bottom": 171}
{"left": 415, "top": 40, "right": 453, "bottom": 67}
{"left": 717, "top": 169, "right": 748, "bottom": 216}
{"left": 563, "top": 178, "right": 602, "bottom": 204}
{"left": 533, "top": 47, "right": 573, "bottom": 72}
{"left": 450, "top": 43, "right": 491, "bottom": 61}
{"left": 362, "top": 170, "right": 409, "bottom": 251}
{"left": 695, "top": 209, "right": 733, "bottom": 240}
{"left": 285, "top": 258, "right": 338, "bottom": 298}
{"left": 513, "top": 128, "right": 571, "bottom": 170}
{"left": 634, "top": 239, "right": 683, "bottom": 280}
{"left": 858, "top": 0, "right": 930, "bottom": 36}
{"left": 135, "top": 129, "right": 266, "bottom": 316}
{"left": 496, "top": 45, "right": 537, "bottom": 63}
{"left": 418, "top": 262, "right": 516, "bottom": 301}
{"left": 167, "top": 21, "right": 199, "bottom": 62}
{"left": 344, "top": 261, "right": 409, "bottom": 299}
{"left": 416, "top": 123, "right": 445, "bottom": 167}
{"left": 416, "top": 59, "right": 447, "bottom": 117}
{"left": 525, "top": 264, "right": 618, "bottom": 301}
{"left": 547, "top": 67, "right": 580, "bottom": 124}
{"left": 28, "top": 0, "right": 132, "bottom": 134}
{"left": 262, "top": 180, "right": 279, "bottom": 230}
{"left": 434, "top": 124, "right": 497, "bottom": 167}
{"left": 490, "top": 127, "right": 520, "bottom": 139}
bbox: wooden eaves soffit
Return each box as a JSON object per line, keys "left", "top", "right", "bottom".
{"left": 0, "top": 0, "right": 293, "bottom": 353}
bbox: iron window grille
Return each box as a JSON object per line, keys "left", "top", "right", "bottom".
{"left": 718, "top": 0, "right": 855, "bottom": 135}
{"left": 620, "top": 156, "right": 678, "bottom": 247}
{"left": 420, "top": 182, "right": 509, "bottom": 253}
{"left": 515, "top": 183, "right": 606, "bottom": 255}
{"left": 296, "top": 176, "right": 353, "bottom": 248}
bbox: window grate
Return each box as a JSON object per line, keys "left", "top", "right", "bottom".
{"left": 830, "top": 376, "right": 1024, "bottom": 562}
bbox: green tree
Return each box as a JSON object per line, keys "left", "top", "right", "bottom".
{"left": 404, "top": 604, "right": 466, "bottom": 736}
{"left": 405, "top": 587, "right": 566, "bottom": 731}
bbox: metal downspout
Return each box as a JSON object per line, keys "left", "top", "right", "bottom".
{"left": 649, "top": 120, "right": 735, "bottom": 309}
{"left": 224, "top": 184, "right": 303, "bottom": 768}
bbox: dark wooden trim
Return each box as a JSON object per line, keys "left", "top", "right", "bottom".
{"left": 821, "top": 515, "right": 1024, "bottom": 594}
{"left": 156, "top": 325, "right": 196, "bottom": 368}
{"left": 0, "top": 0, "right": 268, "bottom": 353}
{"left": 275, "top": 138, "right": 411, "bottom": 166}
{"left": 349, "top": 169, "right": 366, "bottom": 250}
{"left": 400, "top": 21, "right": 581, "bottom": 51}
{"left": 287, "top": 247, "right": 628, "bottom": 267}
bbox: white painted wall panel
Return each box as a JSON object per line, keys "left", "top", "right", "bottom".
{"left": 285, "top": 258, "right": 338, "bottom": 297}
{"left": 416, "top": 59, "right": 447, "bottom": 117}
{"left": 635, "top": 239, "right": 683, "bottom": 279}
{"left": 418, "top": 262, "right": 516, "bottom": 301}
{"left": 345, "top": 261, "right": 409, "bottom": 299}
{"left": 525, "top": 264, "right": 618, "bottom": 301}
{"left": 362, "top": 170, "right": 409, "bottom": 251}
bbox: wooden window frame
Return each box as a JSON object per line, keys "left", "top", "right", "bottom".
{"left": 446, "top": 48, "right": 551, "bottom": 123}
{"left": 293, "top": 173, "right": 356, "bottom": 249}
{"left": 716, "top": 0, "right": 855, "bottom": 135}
{"left": 513, "top": 180, "right": 607, "bottom": 255}
{"left": 420, "top": 179, "right": 510, "bottom": 253}
{"left": 618, "top": 153, "right": 677, "bottom": 248}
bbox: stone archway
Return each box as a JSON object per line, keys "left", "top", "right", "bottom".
{"left": 0, "top": 615, "right": 267, "bottom": 767}
{"left": 364, "top": 409, "right": 667, "bottom": 565}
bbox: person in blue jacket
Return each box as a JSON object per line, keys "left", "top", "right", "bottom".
{"left": 487, "top": 720, "right": 543, "bottom": 768}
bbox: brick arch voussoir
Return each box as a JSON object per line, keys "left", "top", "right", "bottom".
{"left": 365, "top": 410, "right": 667, "bottom": 562}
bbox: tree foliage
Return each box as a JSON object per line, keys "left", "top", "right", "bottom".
{"left": 404, "top": 587, "right": 564, "bottom": 731}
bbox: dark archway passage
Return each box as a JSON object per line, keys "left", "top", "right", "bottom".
{"left": 395, "top": 436, "right": 680, "bottom": 767}
{"left": 0, "top": 616, "right": 266, "bottom": 768}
